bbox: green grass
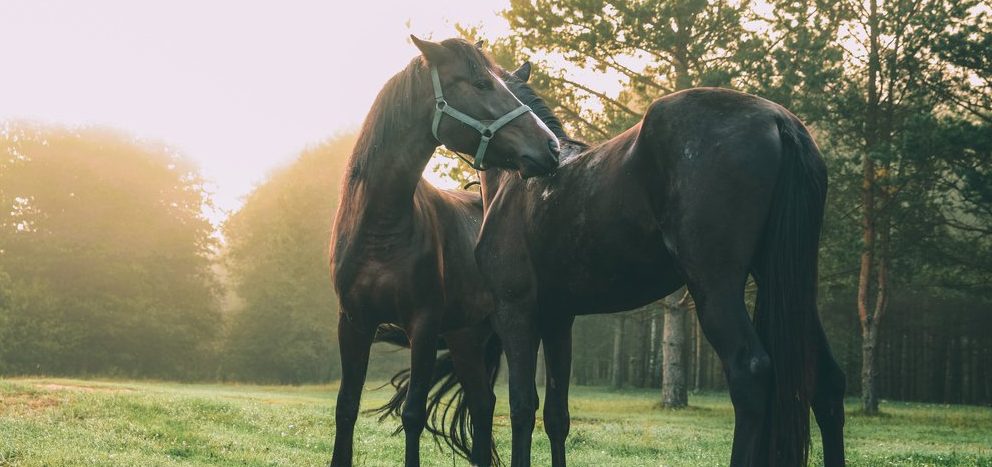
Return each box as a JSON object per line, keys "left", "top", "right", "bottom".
{"left": 1, "top": 378, "right": 989, "bottom": 466}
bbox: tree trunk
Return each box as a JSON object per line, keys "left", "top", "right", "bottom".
{"left": 961, "top": 337, "right": 970, "bottom": 404}
{"left": 861, "top": 325, "right": 880, "bottom": 412}
{"left": 638, "top": 311, "right": 650, "bottom": 387}
{"left": 944, "top": 338, "right": 954, "bottom": 401}
{"left": 662, "top": 291, "right": 688, "bottom": 408}
{"left": 857, "top": 0, "right": 887, "bottom": 416}
{"left": 649, "top": 310, "right": 661, "bottom": 387}
{"left": 611, "top": 315, "right": 626, "bottom": 389}
{"left": 693, "top": 312, "right": 703, "bottom": 392}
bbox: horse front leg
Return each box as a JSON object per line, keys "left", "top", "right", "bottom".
{"left": 330, "top": 314, "right": 375, "bottom": 467}
{"left": 540, "top": 316, "right": 575, "bottom": 467}
{"left": 493, "top": 299, "right": 540, "bottom": 467}
{"left": 401, "top": 313, "right": 440, "bottom": 467}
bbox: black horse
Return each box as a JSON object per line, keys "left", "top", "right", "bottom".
{"left": 408, "top": 62, "right": 846, "bottom": 466}
{"left": 328, "top": 39, "right": 559, "bottom": 467}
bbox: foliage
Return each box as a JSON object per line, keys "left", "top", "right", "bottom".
{"left": 0, "top": 123, "right": 220, "bottom": 379}
{"left": 220, "top": 135, "right": 354, "bottom": 384}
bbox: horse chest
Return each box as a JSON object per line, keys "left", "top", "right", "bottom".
{"left": 336, "top": 254, "right": 438, "bottom": 319}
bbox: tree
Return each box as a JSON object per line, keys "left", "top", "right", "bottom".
{"left": 661, "top": 290, "right": 689, "bottom": 408}
{"left": 819, "top": 0, "right": 986, "bottom": 414}
{"left": 222, "top": 134, "right": 361, "bottom": 384}
{"left": 610, "top": 315, "right": 626, "bottom": 389}
{"left": 0, "top": 122, "right": 220, "bottom": 378}
{"left": 502, "top": 0, "right": 765, "bottom": 139}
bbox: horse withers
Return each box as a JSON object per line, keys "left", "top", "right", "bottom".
{"left": 328, "top": 38, "right": 559, "bottom": 467}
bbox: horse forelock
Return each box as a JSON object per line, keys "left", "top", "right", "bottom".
{"left": 439, "top": 38, "right": 499, "bottom": 80}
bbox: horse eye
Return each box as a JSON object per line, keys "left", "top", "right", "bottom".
{"left": 473, "top": 79, "right": 494, "bottom": 90}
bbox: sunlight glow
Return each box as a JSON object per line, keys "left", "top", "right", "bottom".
{"left": 0, "top": 0, "right": 514, "bottom": 215}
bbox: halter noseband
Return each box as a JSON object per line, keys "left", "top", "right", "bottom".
{"left": 430, "top": 66, "right": 533, "bottom": 170}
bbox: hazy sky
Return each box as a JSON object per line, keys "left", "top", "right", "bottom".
{"left": 0, "top": 0, "right": 514, "bottom": 217}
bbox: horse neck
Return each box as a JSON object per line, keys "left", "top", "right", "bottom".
{"left": 479, "top": 169, "right": 511, "bottom": 210}
{"left": 345, "top": 125, "right": 437, "bottom": 234}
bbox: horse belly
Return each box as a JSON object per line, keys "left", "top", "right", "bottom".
{"left": 538, "top": 226, "right": 682, "bottom": 316}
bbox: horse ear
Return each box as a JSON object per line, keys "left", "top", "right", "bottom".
{"left": 411, "top": 35, "right": 449, "bottom": 64}
{"left": 474, "top": 39, "right": 485, "bottom": 49}
{"left": 512, "top": 61, "right": 532, "bottom": 82}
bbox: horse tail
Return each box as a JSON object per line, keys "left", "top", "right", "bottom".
{"left": 366, "top": 324, "right": 414, "bottom": 422}
{"left": 369, "top": 328, "right": 503, "bottom": 466}
{"left": 752, "top": 115, "right": 827, "bottom": 466}
{"left": 425, "top": 333, "right": 503, "bottom": 466}
{"left": 365, "top": 324, "right": 448, "bottom": 419}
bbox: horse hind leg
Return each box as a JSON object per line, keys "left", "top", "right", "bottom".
{"left": 400, "top": 314, "right": 441, "bottom": 467}
{"left": 330, "top": 314, "right": 376, "bottom": 467}
{"left": 689, "top": 279, "right": 773, "bottom": 467}
{"left": 445, "top": 324, "right": 499, "bottom": 466}
{"left": 810, "top": 319, "right": 846, "bottom": 467}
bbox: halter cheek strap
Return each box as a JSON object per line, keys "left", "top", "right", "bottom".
{"left": 430, "top": 66, "right": 533, "bottom": 170}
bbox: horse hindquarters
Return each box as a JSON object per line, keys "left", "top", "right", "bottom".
{"left": 644, "top": 103, "right": 785, "bottom": 465}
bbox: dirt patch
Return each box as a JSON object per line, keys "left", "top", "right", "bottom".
{"left": 0, "top": 392, "right": 63, "bottom": 415}
{"left": 35, "top": 383, "right": 133, "bottom": 393}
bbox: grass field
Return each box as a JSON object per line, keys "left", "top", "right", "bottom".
{"left": 1, "top": 377, "right": 990, "bottom": 466}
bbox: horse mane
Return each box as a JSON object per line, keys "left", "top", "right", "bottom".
{"left": 347, "top": 57, "right": 426, "bottom": 187}
{"left": 501, "top": 69, "right": 587, "bottom": 150}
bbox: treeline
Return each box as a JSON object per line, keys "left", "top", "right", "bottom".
{"left": 2, "top": 0, "right": 990, "bottom": 410}
{"left": 567, "top": 293, "right": 992, "bottom": 405}
{"left": 487, "top": 0, "right": 992, "bottom": 408}
{"left": 0, "top": 125, "right": 408, "bottom": 383}
{"left": 0, "top": 124, "right": 219, "bottom": 379}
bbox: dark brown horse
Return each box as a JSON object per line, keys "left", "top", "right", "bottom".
{"left": 413, "top": 62, "right": 846, "bottom": 466}
{"left": 328, "top": 39, "right": 559, "bottom": 467}
{"left": 489, "top": 63, "right": 845, "bottom": 467}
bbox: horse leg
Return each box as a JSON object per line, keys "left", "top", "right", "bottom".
{"left": 689, "top": 280, "right": 772, "bottom": 467}
{"left": 540, "top": 316, "right": 574, "bottom": 467}
{"left": 330, "top": 314, "right": 375, "bottom": 467}
{"left": 493, "top": 301, "right": 541, "bottom": 467}
{"left": 810, "top": 319, "right": 846, "bottom": 467}
{"left": 401, "top": 315, "right": 440, "bottom": 467}
{"left": 446, "top": 324, "right": 498, "bottom": 466}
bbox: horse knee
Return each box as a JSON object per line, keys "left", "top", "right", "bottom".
{"left": 814, "top": 361, "right": 846, "bottom": 423}
{"left": 543, "top": 404, "right": 570, "bottom": 440}
{"left": 335, "top": 393, "right": 361, "bottom": 422}
{"left": 401, "top": 405, "right": 427, "bottom": 433}
{"left": 727, "top": 351, "right": 772, "bottom": 417}
{"left": 482, "top": 391, "right": 496, "bottom": 414}
{"left": 509, "top": 392, "right": 538, "bottom": 428}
